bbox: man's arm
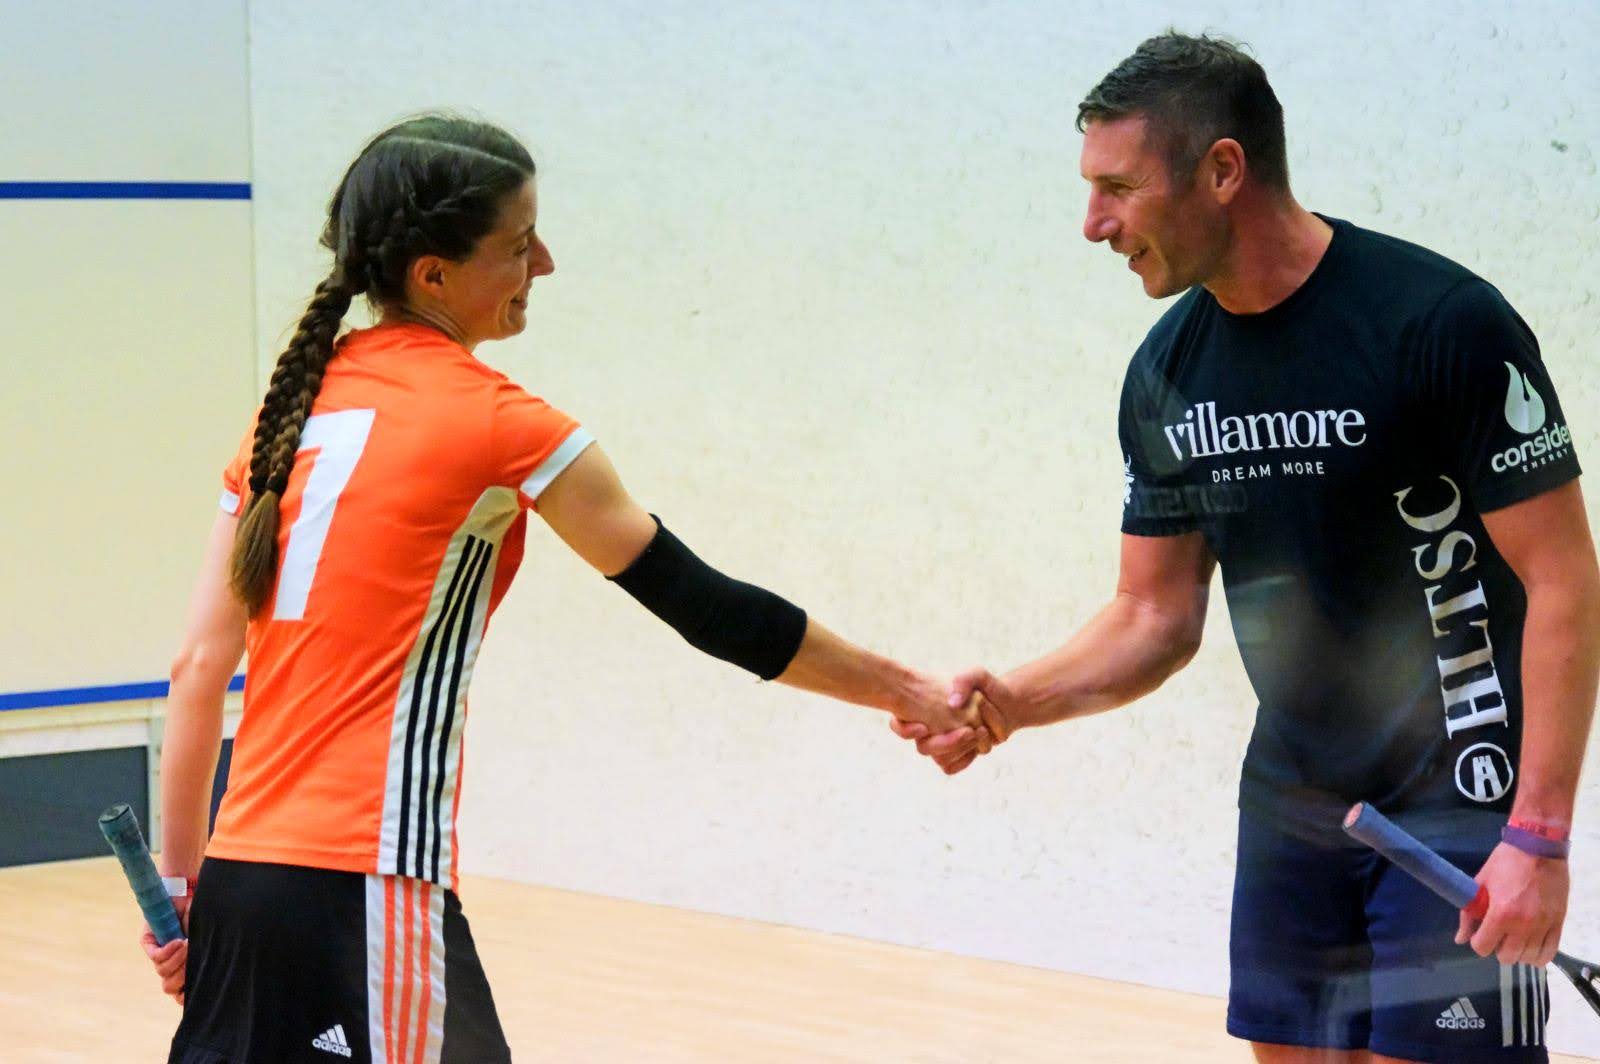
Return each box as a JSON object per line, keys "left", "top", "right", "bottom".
{"left": 536, "top": 443, "right": 969, "bottom": 731}
{"left": 1493, "top": 481, "right": 1600, "bottom": 834}
{"left": 1458, "top": 480, "right": 1600, "bottom": 966}
{"left": 997, "top": 530, "right": 1214, "bottom": 728}
{"left": 902, "top": 530, "right": 1214, "bottom": 773}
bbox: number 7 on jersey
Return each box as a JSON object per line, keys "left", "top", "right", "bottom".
{"left": 274, "top": 408, "right": 375, "bottom": 620}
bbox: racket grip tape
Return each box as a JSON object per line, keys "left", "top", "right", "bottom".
{"left": 97, "top": 803, "right": 186, "bottom": 945}
{"left": 1344, "top": 802, "right": 1489, "bottom": 919}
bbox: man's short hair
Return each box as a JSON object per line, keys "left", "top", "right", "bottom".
{"left": 1077, "top": 31, "right": 1290, "bottom": 191}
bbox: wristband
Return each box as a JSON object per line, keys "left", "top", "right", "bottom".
{"left": 1501, "top": 824, "right": 1571, "bottom": 860}
{"left": 162, "top": 875, "right": 195, "bottom": 898}
{"left": 1507, "top": 817, "right": 1570, "bottom": 841}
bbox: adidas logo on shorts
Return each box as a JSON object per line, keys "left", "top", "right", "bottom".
{"left": 312, "top": 1023, "right": 354, "bottom": 1057}
{"left": 1436, "top": 996, "right": 1486, "bottom": 1030}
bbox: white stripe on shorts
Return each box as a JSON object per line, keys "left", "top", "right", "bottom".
{"left": 1501, "top": 962, "right": 1514, "bottom": 1047}
{"left": 423, "top": 883, "right": 447, "bottom": 1061}
{"left": 365, "top": 875, "right": 389, "bottom": 1064}
{"left": 366, "top": 874, "right": 449, "bottom": 1064}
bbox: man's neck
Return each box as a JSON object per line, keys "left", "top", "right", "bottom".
{"left": 1204, "top": 194, "right": 1333, "bottom": 315}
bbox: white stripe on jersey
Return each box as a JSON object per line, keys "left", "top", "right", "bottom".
{"left": 377, "top": 487, "right": 522, "bottom": 884}
{"left": 518, "top": 427, "right": 595, "bottom": 501}
{"left": 415, "top": 539, "right": 492, "bottom": 881}
{"left": 427, "top": 561, "right": 492, "bottom": 882}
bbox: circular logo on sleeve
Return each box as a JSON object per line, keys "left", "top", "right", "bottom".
{"left": 1454, "top": 742, "right": 1514, "bottom": 803}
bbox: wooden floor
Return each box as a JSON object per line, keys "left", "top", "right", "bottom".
{"left": 2, "top": 858, "right": 1590, "bottom": 1063}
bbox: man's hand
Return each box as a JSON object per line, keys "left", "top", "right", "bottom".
{"left": 1456, "top": 843, "right": 1568, "bottom": 967}
{"left": 140, "top": 893, "right": 192, "bottom": 1005}
{"left": 888, "top": 670, "right": 986, "bottom": 739}
{"left": 890, "top": 667, "right": 1018, "bottom": 774}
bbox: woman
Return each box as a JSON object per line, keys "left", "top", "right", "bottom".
{"left": 141, "top": 115, "right": 998, "bottom": 1064}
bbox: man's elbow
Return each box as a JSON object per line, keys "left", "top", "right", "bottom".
{"left": 1531, "top": 568, "right": 1600, "bottom": 636}
{"left": 1582, "top": 564, "right": 1600, "bottom": 622}
{"left": 1171, "top": 632, "right": 1203, "bottom": 673}
{"left": 1160, "top": 615, "right": 1205, "bottom": 677}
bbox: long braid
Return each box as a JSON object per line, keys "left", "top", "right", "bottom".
{"left": 229, "top": 272, "right": 356, "bottom": 615}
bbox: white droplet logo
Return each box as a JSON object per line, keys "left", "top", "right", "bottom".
{"left": 1503, "top": 362, "right": 1546, "bottom": 435}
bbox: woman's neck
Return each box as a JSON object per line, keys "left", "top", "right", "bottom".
{"left": 380, "top": 304, "right": 472, "bottom": 350}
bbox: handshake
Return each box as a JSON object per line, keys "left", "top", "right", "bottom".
{"left": 886, "top": 668, "right": 1018, "bottom": 776}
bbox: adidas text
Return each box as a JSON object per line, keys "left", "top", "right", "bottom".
{"left": 1435, "top": 997, "right": 1486, "bottom": 1030}
{"left": 1436, "top": 1015, "right": 1487, "bottom": 1030}
{"left": 312, "top": 1024, "right": 354, "bottom": 1057}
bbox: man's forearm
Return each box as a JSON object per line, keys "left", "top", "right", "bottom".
{"left": 1006, "top": 591, "right": 1201, "bottom": 729}
{"left": 1510, "top": 580, "right": 1600, "bottom": 829}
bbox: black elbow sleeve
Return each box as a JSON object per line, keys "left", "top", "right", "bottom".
{"left": 607, "top": 516, "right": 807, "bottom": 681}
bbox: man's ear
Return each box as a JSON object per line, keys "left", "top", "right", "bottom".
{"left": 1206, "top": 138, "right": 1247, "bottom": 205}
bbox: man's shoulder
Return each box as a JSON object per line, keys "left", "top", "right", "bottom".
{"left": 1327, "top": 217, "right": 1486, "bottom": 315}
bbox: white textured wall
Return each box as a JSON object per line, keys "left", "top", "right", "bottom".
{"left": 249, "top": 2, "right": 1599, "bottom": 1054}
{"left": 0, "top": 1, "right": 254, "bottom": 692}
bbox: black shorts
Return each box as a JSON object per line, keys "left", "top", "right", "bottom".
{"left": 1227, "top": 808, "right": 1549, "bottom": 1063}
{"left": 170, "top": 857, "right": 510, "bottom": 1064}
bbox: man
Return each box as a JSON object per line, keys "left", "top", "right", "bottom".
{"left": 898, "top": 32, "right": 1599, "bottom": 1064}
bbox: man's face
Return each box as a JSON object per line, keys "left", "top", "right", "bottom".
{"left": 1079, "top": 115, "right": 1224, "bottom": 299}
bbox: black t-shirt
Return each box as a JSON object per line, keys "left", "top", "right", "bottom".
{"left": 1118, "top": 216, "right": 1580, "bottom": 831}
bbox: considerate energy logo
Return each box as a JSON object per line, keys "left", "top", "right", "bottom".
{"left": 1492, "top": 363, "right": 1570, "bottom": 473}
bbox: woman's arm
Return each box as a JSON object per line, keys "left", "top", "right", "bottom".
{"left": 535, "top": 444, "right": 968, "bottom": 730}
{"left": 160, "top": 511, "right": 248, "bottom": 879}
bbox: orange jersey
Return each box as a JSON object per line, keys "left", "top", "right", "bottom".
{"left": 207, "top": 322, "right": 592, "bottom": 889}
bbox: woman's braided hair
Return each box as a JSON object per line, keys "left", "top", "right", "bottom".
{"left": 230, "top": 114, "right": 535, "bottom": 615}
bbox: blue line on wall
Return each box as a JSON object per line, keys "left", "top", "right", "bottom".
{"left": 0, "top": 675, "right": 246, "bottom": 712}
{"left": 0, "top": 181, "right": 251, "bottom": 201}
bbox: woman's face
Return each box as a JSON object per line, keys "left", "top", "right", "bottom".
{"left": 441, "top": 179, "right": 553, "bottom": 347}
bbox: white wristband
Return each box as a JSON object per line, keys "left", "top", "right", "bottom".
{"left": 162, "top": 876, "right": 190, "bottom": 898}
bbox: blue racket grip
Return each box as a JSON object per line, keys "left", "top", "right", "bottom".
{"left": 98, "top": 803, "right": 186, "bottom": 945}
{"left": 1343, "top": 802, "right": 1489, "bottom": 918}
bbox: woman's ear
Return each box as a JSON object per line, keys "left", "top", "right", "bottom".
{"left": 407, "top": 254, "right": 450, "bottom": 301}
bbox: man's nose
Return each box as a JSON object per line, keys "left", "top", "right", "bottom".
{"left": 1083, "top": 203, "right": 1119, "bottom": 244}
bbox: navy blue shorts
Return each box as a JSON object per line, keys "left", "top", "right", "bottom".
{"left": 1227, "top": 808, "right": 1551, "bottom": 1062}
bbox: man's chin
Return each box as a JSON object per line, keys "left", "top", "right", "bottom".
{"left": 1141, "top": 274, "right": 1186, "bottom": 300}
